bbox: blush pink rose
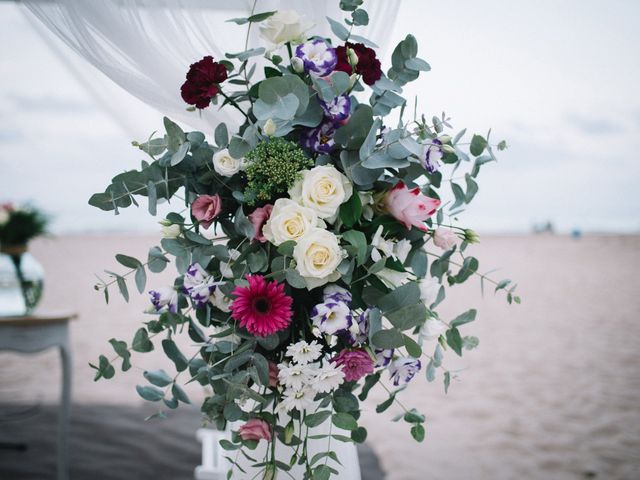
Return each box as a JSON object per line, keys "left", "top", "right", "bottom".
{"left": 385, "top": 181, "right": 440, "bottom": 232}
{"left": 332, "top": 348, "right": 374, "bottom": 382}
{"left": 248, "top": 204, "right": 273, "bottom": 243}
{"left": 433, "top": 228, "right": 457, "bottom": 250}
{"left": 191, "top": 194, "right": 222, "bottom": 229}
{"left": 268, "top": 361, "right": 279, "bottom": 388}
{"left": 238, "top": 418, "right": 272, "bottom": 442}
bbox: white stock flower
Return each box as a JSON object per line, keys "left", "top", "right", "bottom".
{"left": 160, "top": 223, "right": 181, "bottom": 238}
{"left": 419, "top": 276, "right": 441, "bottom": 307}
{"left": 394, "top": 239, "right": 412, "bottom": 263}
{"left": 213, "top": 148, "right": 243, "bottom": 177}
{"left": 293, "top": 228, "right": 343, "bottom": 289}
{"left": 376, "top": 267, "right": 411, "bottom": 289}
{"left": 220, "top": 249, "right": 241, "bottom": 278}
{"left": 358, "top": 192, "right": 374, "bottom": 221}
{"left": 312, "top": 363, "right": 345, "bottom": 393}
{"left": 259, "top": 10, "right": 312, "bottom": 47}
{"left": 286, "top": 340, "right": 323, "bottom": 365}
{"left": 211, "top": 287, "right": 231, "bottom": 312}
{"left": 289, "top": 165, "right": 353, "bottom": 221}
{"left": 371, "top": 225, "right": 394, "bottom": 262}
{"left": 262, "top": 198, "right": 319, "bottom": 246}
{"left": 419, "top": 318, "right": 448, "bottom": 342}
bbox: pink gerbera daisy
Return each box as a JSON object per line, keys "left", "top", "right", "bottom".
{"left": 230, "top": 275, "right": 293, "bottom": 337}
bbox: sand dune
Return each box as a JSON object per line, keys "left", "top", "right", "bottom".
{"left": 1, "top": 234, "right": 639, "bottom": 479}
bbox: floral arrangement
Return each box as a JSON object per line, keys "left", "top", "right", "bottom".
{"left": 0, "top": 203, "right": 48, "bottom": 249}
{"left": 90, "top": 2, "right": 518, "bottom": 478}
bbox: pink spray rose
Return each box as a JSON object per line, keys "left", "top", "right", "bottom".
{"left": 238, "top": 418, "right": 272, "bottom": 442}
{"left": 433, "top": 228, "right": 457, "bottom": 250}
{"left": 332, "top": 348, "right": 374, "bottom": 382}
{"left": 385, "top": 181, "right": 440, "bottom": 232}
{"left": 191, "top": 194, "right": 222, "bottom": 229}
{"left": 248, "top": 204, "right": 273, "bottom": 243}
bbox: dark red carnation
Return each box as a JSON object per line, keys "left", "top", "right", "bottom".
{"left": 335, "top": 42, "right": 382, "bottom": 86}
{"left": 180, "top": 56, "right": 228, "bottom": 109}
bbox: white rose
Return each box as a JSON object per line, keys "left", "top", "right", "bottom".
{"left": 419, "top": 276, "right": 441, "bottom": 307}
{"left": 289, "top": 165, "right": 353, "bottom": 221}
{"left": 433, "top": 228, "right": 457, "bottom": 250}
{"left": 263, "top": 198, "right": 319, "bottom": 246}
{"left": 160, "top": 224, "right": 181, "bottom": 239}
{"left": 293, "top": 228, "right": 343, "bottom": 289}
{"left": 212, "top": 148, "right": 243, "bottom": 177}
{"left": 259, "top": 10, "right": 312, "bottom": 46}
{"left": 419, "top": 318, "right": 448, "bottom": 342}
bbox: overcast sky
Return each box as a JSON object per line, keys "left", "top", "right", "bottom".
{"left": 0, "top": 0, "right": 638, "bottom": 234}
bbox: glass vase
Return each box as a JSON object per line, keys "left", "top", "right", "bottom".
{"left": 0, "top": 245, "right": 44, "bottom": 316}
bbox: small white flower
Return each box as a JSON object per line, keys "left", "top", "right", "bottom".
{"left": 419, "top": 318, "right": 448, "bottom": 342}
{"left": 286, "top": 340, "right": 323, "bottom": 365}
{"left": 419, "top": 276, "right": 441, "bottom": 307}
{"left": 312, "top": 363, "right": 345, "bottom": 393}
{"left": 277, "top": 386, "right": 316, "bottom": 412}
{"left": 212, "top": 148, "right": 244, "bottom": 177}
{"left": 394, "top": 239, "right": 412, "bottom": 264}
{"left": 277, "top": 362, "right": 315, "bottom": 390}
{"left": 211, "top": 287, "right": 231, "bottom": 312}
{"left": 160, "top": 223, "right": 181, "bottom": 239}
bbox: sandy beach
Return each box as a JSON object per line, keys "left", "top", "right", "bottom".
{"left": 1, "top": 234, "right": 639, "bottom": 479}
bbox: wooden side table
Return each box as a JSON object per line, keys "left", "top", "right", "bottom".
{"left": 0, "top": 312, "right": 77, "bottom": 480}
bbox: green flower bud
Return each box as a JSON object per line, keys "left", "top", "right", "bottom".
{"left": 464, "top": 228, "right": 480, "bottom": 244}
{"left": 263, "top": 119, "right": 277, "bottom": 137}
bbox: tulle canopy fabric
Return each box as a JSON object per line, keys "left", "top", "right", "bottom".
{"left": 23, "top": 0, "right": 400, "bottom": 132}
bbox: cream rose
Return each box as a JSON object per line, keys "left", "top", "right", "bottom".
{"left": 262, "top": 198, "right": 319, "bottom": 246}
{"left": 259, "top": 10, "right": 312, "bottom": 47}
{"left": 293, "top": 228, "right": 343, "bottom": 289}
{"left": 212, "top": 148, "right": 244, "bottom": 177}
{"left": 289, "top": 165, "right": 353, "bottom": 221}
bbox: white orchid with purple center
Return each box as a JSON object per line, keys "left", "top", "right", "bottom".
{"left": 183, "top": 263, "right": 222, "bottom": 308}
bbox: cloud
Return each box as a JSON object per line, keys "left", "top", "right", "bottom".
{"left": 566, "top": 113, "right": 623, "bottom": 135}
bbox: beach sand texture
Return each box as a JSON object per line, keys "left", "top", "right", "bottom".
{"left": 1, "top": 234, "right": 639, "bottom": 479}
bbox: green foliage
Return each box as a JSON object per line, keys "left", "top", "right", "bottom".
{"left": 0, "top": 205, "right": 48, "bottom": 246}
{"left": 244, "top": 138, "right": 313, "bottom": 204}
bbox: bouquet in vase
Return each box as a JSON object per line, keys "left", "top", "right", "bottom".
{"left": 90, "top": 1, "right": 518, "bottom": 478}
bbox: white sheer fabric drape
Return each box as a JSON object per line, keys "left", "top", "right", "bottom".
{"left": 23, "top": 0, "right": 401, "bottom": 133}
